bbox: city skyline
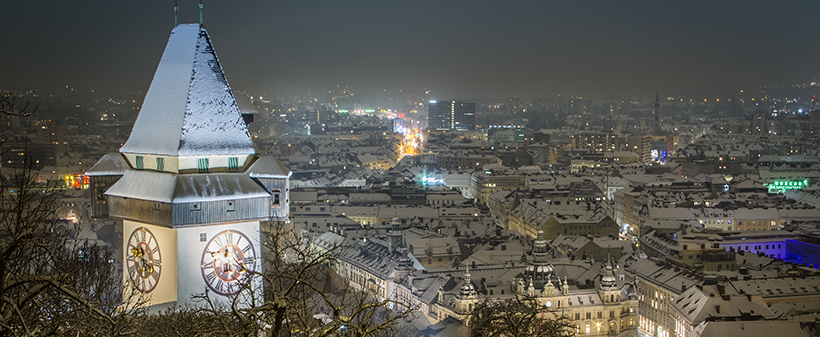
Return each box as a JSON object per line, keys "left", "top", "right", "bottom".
{"left": 3, "top": 1, "right": 820, "bottom": 102}
{"left": 2, "top": 6, "right": 820, "bottom": 335}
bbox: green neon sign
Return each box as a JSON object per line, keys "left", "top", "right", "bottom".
{"left": 767, "top": 180, "right": 810, "bottom": 191}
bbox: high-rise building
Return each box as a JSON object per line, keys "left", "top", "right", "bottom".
{"left": 507, "top": 96, "right": 520, "bottom": 115}
{"left": 751, "top": 111, "right": 768, "bottom": 134}
{"left": 1, "top": 142, "right": 56, "bottom": 170}
{"left": 810, "top": 109, "right": 820, "bottom": 132}
{"left": 651, "top": 93, "right": 661, "bottom": 134}
{"left": 85, "top": 24, "right": 291, "bottom": 309}
{"left": 35, "top": 124, "right": 68, "bottom": 151}
{"left": 428, "top": 100, "right": 475, "bottom": 131}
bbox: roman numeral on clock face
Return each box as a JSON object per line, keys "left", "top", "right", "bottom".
{"left": 127, "top": 227, "right": 161, "bottom": 293}
{"left": 201, "top": 229, "right": 256, "bottom": 295}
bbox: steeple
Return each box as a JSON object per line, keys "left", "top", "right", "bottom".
{"left": 455, "top": 265, "right": 478, "bottom": 314}
{"left": 533, "top": 227, "right": 548, "bottom": 263}
{"left": 174, "top": 0, "right": 179, "bottom": 27}
{"left": 598, "top": 255, "right": 617, "bottom": 291}
{"left": 458, "top": 265, "right": 477, "bottom": 299}
{"left": 199, "top": 0, "right": 204, "bottom": 26}
{"left": 119, "top": 24, "right": 255, "bottom": 159}
{"left": 387, "top": 217, "right": 403, "bottom": 254}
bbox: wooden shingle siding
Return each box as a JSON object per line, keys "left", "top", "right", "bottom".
{"left": 108, "top": 196, "right": 173, "bottom": 226}
{"left": 172, "top": 197, "right": 270, "bottom": 226}
{"left": 108, "top": 196, "right": 271, "bottom": 227}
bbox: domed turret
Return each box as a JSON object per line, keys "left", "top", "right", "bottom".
{"left": 523, "top": 227, "right": 554, "bottom": 288}
{"left": 459, "top": 265, "right": 477, "bottom": 299}
{"left": 455, "top": 265, "right": 479, "bottom": 314}
{"left": 599, "top": 255, "right": 617, "bottom": 289}
{"left": 532, "top": 228, "right": 549, "bottom": 263}
{"left": 597, "top": 255, "right": 621, "bottom": 303}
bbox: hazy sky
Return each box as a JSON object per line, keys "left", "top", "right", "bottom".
{"left": 3, "top": 1, "right": 819, "bottom": 101}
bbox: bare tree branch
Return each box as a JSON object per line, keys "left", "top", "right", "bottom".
{"left": 469, "top": 295, "right": 576, "bottom": 337}
{"left": 0, "top": 95, "right": 37, "bottom": 117}
{"left": 0, "top": 155, "right": 138, "bottom": 336}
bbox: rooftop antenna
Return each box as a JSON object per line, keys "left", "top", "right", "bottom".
{"left": 199, "top": 0, "right": 204, "bottom": 26}
{"left": 174, "top": 0, "right": 179, "bottom": 27}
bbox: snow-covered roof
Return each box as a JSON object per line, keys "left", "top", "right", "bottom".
{"left": 105, "top": 170, "right": 269, "bottom": 203}
{"left": 119, "top": 24, "right": 255, "bottom": 157}
{"left": 174, "top": 173, "right": 270, "bottom": 203}
{"left": 85, "top": 153, "right": 129, "bottom": 176}
{"left": 248, "top": 155, "right": 292, "bottom": 179}
{"left": 236, "top": 94, "right": 257, "bottom": 115}
{"left": 104, "top": 170, "right": 177, "bottom": 203}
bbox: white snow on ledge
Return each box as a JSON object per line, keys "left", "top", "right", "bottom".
{"left": 85, "top": 153, "right": 129, "bottom": 176}
{"left": 105, "top": 170, "right": 177, "bottom": 203}
{"left": 105, "top": 170, "right": 271, "bottom": 204}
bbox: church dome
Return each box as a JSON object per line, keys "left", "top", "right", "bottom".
{"left": 459, "top": 267, "right": 477, "bottom": 298}
{"left": 461, "top": 281, "right": 475, "bottom": 293}
{"left": 601, "top": 274, "right": 617, "bottom": 287}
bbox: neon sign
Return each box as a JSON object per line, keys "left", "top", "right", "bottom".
{"left": 767, "top": 180, "right": 809, "bottom": 192}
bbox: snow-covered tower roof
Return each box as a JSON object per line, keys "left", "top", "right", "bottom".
{"left": 120, "top": 23, "right": 255, "bottom": 157}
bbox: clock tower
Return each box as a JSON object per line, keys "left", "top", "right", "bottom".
{"left": 86, "top": 23, "right": 290, "bottom": 309}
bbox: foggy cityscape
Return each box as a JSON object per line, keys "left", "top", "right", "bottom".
{"left": 1, "top": 1, "right": 820, "bottom": 336}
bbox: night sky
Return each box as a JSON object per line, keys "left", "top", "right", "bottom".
{"left": 3, "top": 1, "right": 819, "bottom": 101}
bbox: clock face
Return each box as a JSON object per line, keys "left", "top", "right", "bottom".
{"left": 126, "top": 227, "right": 162, "bottom": 293}
{"left": 200, "top": 230, "right": 257, "bottom": 296}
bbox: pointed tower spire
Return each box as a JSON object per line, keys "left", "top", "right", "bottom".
{"left": 199, "top": 0, "right": 204, "bottom": 26}
{"left": 174, "top": 0, "right": 179, "bottom": 27}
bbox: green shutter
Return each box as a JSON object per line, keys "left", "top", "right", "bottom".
{"left": 156, "top": 157, "right": 164, "bottom": 171}
{"left": 197, "top": 158, "right": 209, "bottom": 173}
{"left": 228, "top": 157, "right": 239, "bottom": 171}
{"left": 135, "top": 156, "right": 144, "bottom": 170}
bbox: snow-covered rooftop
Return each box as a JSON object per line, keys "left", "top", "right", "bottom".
{"left": 119, "top": 24, "right": 255, "bottom": 157}
{"left": 248, "top": 155, "right": 292, "bottom": 179}
{"left": 105, "top": 170, "right": 269, "bottom": 203}
{"left": 104, "top": 170, "right": 177, "bottom": 203}
{"left": 85, "top": 153, "right": 129, "bottom": 176}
